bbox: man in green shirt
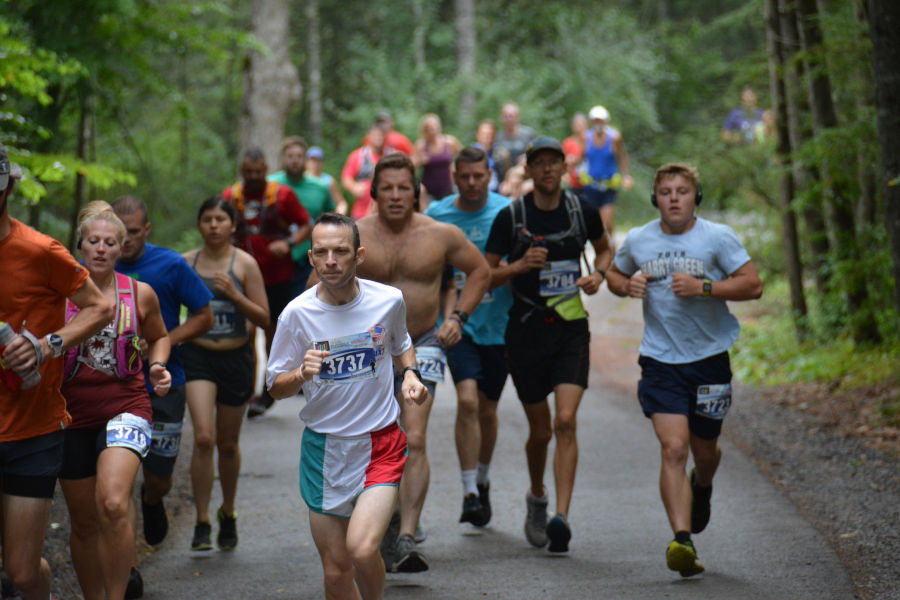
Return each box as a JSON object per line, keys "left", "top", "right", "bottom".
{"left": 268, "top": 136, "right": 335, "bottom": 290}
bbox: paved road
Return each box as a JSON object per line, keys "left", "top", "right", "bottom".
{"left": 137, "top": 290, "right": 854, "bottom": 599}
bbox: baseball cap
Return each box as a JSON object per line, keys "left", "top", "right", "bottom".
{"left": 0, "top": 143, "right": 23, "bottom": 190}
{"left": 525, "top": 136, "right": 565, "bottom": 163}
{"left": 589, "top": 105, "right": 610, "bottom": 121}
{"left": 307, "top": 146, "right": 325, "bottom": 160}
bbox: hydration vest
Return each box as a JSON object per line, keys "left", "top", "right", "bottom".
{"left": 508, "top": 190, "right": 588, "bottom": 261}
{"left": 229, "top": 181, "right": 284, "bottom": 240}
{"left": 64, "top": 272, "right": 142, "bottom": 381}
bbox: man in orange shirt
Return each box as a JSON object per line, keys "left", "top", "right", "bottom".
{"left": 0, "top": 143, "right": 113, "bottom": 599}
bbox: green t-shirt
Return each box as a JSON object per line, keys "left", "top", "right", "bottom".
{"left": 268, "top": 170, "right": 334, "bottom": 260}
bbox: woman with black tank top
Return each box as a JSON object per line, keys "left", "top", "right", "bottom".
{"left": 181, "top": 197, "right": 270, "bottom": 552}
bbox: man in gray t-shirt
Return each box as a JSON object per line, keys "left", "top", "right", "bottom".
{"left": 606, "top": 162, "right": 762, "bottom": 579}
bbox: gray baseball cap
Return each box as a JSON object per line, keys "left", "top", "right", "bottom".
{"left": 0, "top": 143, "right": 23, "bottom": 190}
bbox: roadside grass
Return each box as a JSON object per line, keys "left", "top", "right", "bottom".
{"left": 731, "top": 279, "right": 900, "bottom": 427}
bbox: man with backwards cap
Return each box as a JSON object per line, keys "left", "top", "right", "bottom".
{"left": 484, "top": 136, "right": 613, "bottom": 554}
{"left": 580, "top": 105, "right": 634, "bottom": 234}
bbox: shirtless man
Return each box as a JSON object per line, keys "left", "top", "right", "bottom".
{"left": 357, "top": 153, "right": 490, "bottom": 572}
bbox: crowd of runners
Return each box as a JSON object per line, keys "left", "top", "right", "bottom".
{"left": 0, "top": 100, "right": 761, "bottom": 599}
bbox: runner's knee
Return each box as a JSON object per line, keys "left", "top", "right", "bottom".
{"left": 660, "top": 438, "right": 690, "bottom": 465}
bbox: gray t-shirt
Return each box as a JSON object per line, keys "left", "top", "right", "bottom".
{"left": 614, "top": 217, "right": 751, "bottom": 364}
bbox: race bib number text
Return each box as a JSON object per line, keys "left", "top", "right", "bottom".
{"left": 415, "top": 346, "right": 446, "bottom": 384}
{"left": 316, "top": 332, "right": 378, "bottom": 385}
{"left": 107, "top": 413, "right": 152, "bottom": 457}
{"left": 695, "top": 384, "right": 732, "bottom": 420}
{"left": 539, "top": 260, "right": 580, "bottom": 297}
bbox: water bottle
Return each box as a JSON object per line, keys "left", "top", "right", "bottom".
{"left": 0, "top": 321, "right": 42, "bottom": 392}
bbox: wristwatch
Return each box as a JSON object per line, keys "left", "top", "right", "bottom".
{"left": 453, "top": 310, "right": 469, "bottom": 324}
{"left": 46, "top": 333, "right": 64, "bottom": 358}
{"left": 702, "top": 280, "right": 713, "bottom": 297}
{"left": 402, "top": 366, "right": 423, "bottom": 383}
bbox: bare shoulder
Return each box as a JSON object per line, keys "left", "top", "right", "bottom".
{"left": 421, "top": 215, "right": 464, "bottom": 245}
{"left": 136, "top": 280, "right": 160, "bottom": 310}
{"left": 182, "top": 248, "right": 198, "bottom": 262}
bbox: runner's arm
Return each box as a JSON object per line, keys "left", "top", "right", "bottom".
{"left": 167, "top": 305, "right": 213, "bottom": 347}
{"left": 612, "top": 134, "right": 634, "bottom": 190}
{"left": 671, "top": 261, "right": 762, "bottom": 300}
{"left": 445, "top": 228, "right": 490, "bottom": 317}
{"left": 218, "top": 252, "right": 270, "bottom": 329}
{"left": 137, "top": 282, "right": 172, "bottom": 395}
{"left": 269, "top": 348, "right": 329, "bottom": 400}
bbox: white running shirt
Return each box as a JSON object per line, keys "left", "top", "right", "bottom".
{"left": 266, "top": 279, "right": 412, "bottom": 436}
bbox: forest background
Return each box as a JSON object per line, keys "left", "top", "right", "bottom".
{"left": 2, "top": 0, "right": 899, "bottom": 438}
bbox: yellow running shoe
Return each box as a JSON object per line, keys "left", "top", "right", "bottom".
{"left": 666, "top": 539, "right": 705, "bottom": 577}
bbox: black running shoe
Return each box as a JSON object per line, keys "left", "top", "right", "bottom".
{"left": 217, "top": 508, "right": 238, "bottom": 550}
{"left": 690, "top": 468, "right": 712, "bottom": 534}
{"left": 247, "top": 390, "right": 275, "bottom": 419}
{"left": 459, "top": 493, "right": 484, "bottom": 525}
{"left": 124, "top": 567, "right": 144, "bottom": 600}
{"left": 141, "top": 485, "right": 168, "bottom": 546}
{"left": 191, "top": 522, "right": 213, "bottom": 551}
{"left": 546, "top": 513, "right": 572, "bottom": 553}
{"left": 392, "top": 534, "right": 429, "bottom": 573}
{"left": 477, "top": 482, "right": 492, "bottom": 526}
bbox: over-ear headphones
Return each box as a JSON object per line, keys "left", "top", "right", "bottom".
{"left": 651, "top": 182, "right": 703, "bottom": 207}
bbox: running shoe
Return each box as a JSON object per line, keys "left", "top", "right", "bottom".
{"left": 477, "top": 482, "right": 492, "bottom": 526}
{"left": 690, "top": 468, "right": 713, "bottom": 534}
{"left": 191, "top": 521, "right": 213, "bottom": 551}
{"left": 380, "top": 510, "right": 401, "bottom": 571}
{"left": 247, "top": 391, "right": 275, "bottom": 419}
{"left": 666, "top": 539, "right": 705, "bottom": 577}
{"left": 524, "top": 490, "right": 549, "bottom": 548}
{"left": 217, "top": 508, "right": 238, "bottom": 550}
{"left": 141, "top": 485, "right": 168, "bottom": 546}
{"left": 414, "top": 522, "right": 427, "bottom": 544}
{"left": 459, "top": 493, "right": 484, "bottom": 525}
{"left": 391, "top": 534, "right": 429, "bottom": 573}
{"left": 124, "top": 567, "right": 143, "bottom": 600}
{"left": 546, "top": 513, "right": 571, "bottom": 553}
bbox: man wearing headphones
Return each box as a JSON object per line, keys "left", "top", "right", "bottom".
{"left": 606, "top": 163, "right": 762, "bottom": 577}
{"left": 351, "top": 153, "right": 490, "bottom": 572}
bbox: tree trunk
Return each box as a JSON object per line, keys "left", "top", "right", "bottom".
{"left": 867, "top": 0, "right": 900, "bottom": 319}
{"left": 768, "top": 0, "right": 809, "bottom": 340}
{"left": 68, "top": 92, "right": 93, "bottom": 253}
{"left": 855, "top": 0, "right": 878, "bottom": 229}
{"left": 412, "top": 0, "right": 427, "bottom": 110}
{"left": 455, "top": 0, "right": 476, "bottom": 134}
{"left": 305, "top": 0, "right": 323, "bottom": 146}
{"left": 240, "top": 0, "right": 302, "bottom": 170}
{"left": 798, "top": 0, "right": 881, "bottom": 344}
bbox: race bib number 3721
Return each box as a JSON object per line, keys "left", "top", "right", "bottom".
{"left": 695, "top": 384, "right": 732, "bottom": 420}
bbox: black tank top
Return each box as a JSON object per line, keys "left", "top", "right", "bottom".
{"left": 191, "top": 249, "right": 248, "bottom": 340}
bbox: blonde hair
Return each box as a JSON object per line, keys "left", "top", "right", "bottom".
{"left": 653, "top": 163, "right": 700, "bottom": 190}
{"left": 418, "top": 113, "right": 442, "bottom": 139}
{"left": 78, "top": 200, "right": 126, "bottom": 246}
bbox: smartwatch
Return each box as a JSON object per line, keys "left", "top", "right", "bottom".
{"left": 46, "top": 333, "right": 64, "bottom": 358}
{"left": 402, "top": 366, "right": 423, "bottom": 383}
{"left": 702, "top": 280, "right": 712, "bottom": 297}
{"left": 453, "top": 310, "right": 469, "bottom": 324}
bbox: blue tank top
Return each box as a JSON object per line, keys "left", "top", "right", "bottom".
{"left": 585, "top": 128, "right": 619, "bottom": 181}
{"left": 191, "top": 250, "right": 248, "bottom": 340}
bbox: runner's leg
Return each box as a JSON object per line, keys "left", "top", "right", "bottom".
{"left": 398, "top": 393, "right": 434, "bottom": 537}
{"left": 95, "top": 447, "right": 142, "bottom": 599}
{"left": 1, "top": 494, "right": 52, "bottom": 599}
{"left": 347, "top": 485, "right": 397, "bottom": 599}
{"left": 552, "top": 383, "right": 584, "bottom": 515}
{"left": 308, "top": 511, "right": 355, "bottom": 599}
{"left": 60, "top": 478, "right": 103, "bottom": 600}
{"left": 651, "top": 413, "right": 692, "bottom": 533}
{"left": 522, "top": 400, "right": 552, "bottom": 497}
{"left": 216, "top": 402, "right": 248, "bottom": 515}
{"left": 187, "top": 380, "right": 217, "bottom": 524}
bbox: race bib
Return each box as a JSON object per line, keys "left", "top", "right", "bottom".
{"left": 149, "top": 421, "right": 183, "bottom": 458}
{"left": 316, "top": 331, "right": 378, "bottom": 385}
{"left": 416, "top": 346, "right": 446, "bottom": 384}
{"left": 454, "top": 270, "right": 493, "bottom": 304}
{"left": 209, "top": 299, "right": 237, "bottom": 335}
{"left": 695, "top": 384, "right": 732, "bottom": 420}
{"left": 106, "top": 413, "right": 152, "bottom": 457}
{"left": 539, "top": 259, "right": 580, "bottom": 297}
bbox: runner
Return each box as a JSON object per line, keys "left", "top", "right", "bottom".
{"left": 268, "top": 136, "right": 339, "bottom": 291}
{"left": 484, "top": 136, "right": 612, "bottom": 554}
{"left": 304, "top": 146, "right": 349, "bottom": 217}
{"left": 413, "top": 113, "right": 463, "bottom": 206}
{"left": 352, "top": 153, "right": 490, "bottom": 572}
{"left": 267, "top": 213, "right": 427, "bottom": 599}
{"left": 59, "top": 201, "right": 171, "bottom": 600}
{"left": 221, "top": 147, "right": 311, "bottom": 418}
{"left": 606, "top": 162, "right": 762, "bottom": 577}
{"left": 562, "top": 112, "right": 588, "bottom": 191}
{"left": 494, "top": 103, "right": 536, "bottom": 179}
{"left": 342, "top": 126, "right": 386, "bottom": 220}
{"left": 181, "top": 197, "right": 270, "bottom": 552}
{"left": 112, "top": 195, "right": 214, "bottom": 595}
{"left": 0, "top": 144, "right": 113, "bottom": 600}
{"left": 424, "top": 146, "right": 512, "bottom": 527}
{"left": 581, "top": 105, "right": 634, "bottom": 234}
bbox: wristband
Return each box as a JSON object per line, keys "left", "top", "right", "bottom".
{"left": 149, "top": 361, "right": 167, "bottom": 369}
{"left": 595, "top": 268, "right": 606, "bottom": 279}
{"left": 448, "top": 315, "right": 464, "bottom": 327}
{"left": 402, "top": 366, "right": 423, "bottom": 383}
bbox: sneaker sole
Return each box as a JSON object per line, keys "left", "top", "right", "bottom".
{"left": 546, "top": 520, "right": 571, "bottom": 553}
{"left": 667, "top": 545, "right": 704, "bottom": 576}
{"left": 191, "top": 544, "right": 214, "bottom": 552}
{"left": 393, "top": 552, "right": 429, "bottom": 573}
{"left": 524, "top": 529, "right": 548, "bottom": 548}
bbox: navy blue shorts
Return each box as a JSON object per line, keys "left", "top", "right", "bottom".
{"left": 446, "top": 336, "right": 508, "bottom": 402}
{"left": 638, "top": 352, "right": 733, "bottom": 440}
{"left": 0, "top": 430, "right": 64, "bottom": 498}
{"left": 578, "top": 186, "right": 617, "bottom": 210}
{"left": 506, "top": 317, "right": 590, "bottom": 405}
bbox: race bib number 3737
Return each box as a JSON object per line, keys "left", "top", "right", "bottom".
{"left": 316, "top": 331, "right": 378, "bottom": 385}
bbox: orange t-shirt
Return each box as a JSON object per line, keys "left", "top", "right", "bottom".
{"left": 0, "top": 219, "right": 88, "bottom": 441}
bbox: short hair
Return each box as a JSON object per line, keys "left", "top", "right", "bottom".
{"left": 653, "top": 163, "right": 700, "bottom": 190}
{"left": 197, "top": 196, "right": 237, "bottom": 224}
{"left": 454, "top": 146, "right": 489, "bottom": 170}
{"left": 314, "top": 212, "right": 360, "bottom": 252}
{"left": 281, "top": 136, "right": 307, "bottom": 154}
{"left": 242, "top": 147, "right": 266, "bottom": 163}
{"left": 372, "top": 153, "right": 416, "bottom": 194}
{"left": 477, "top": 119, "right": 496, "bottom": 131}
{"left": 78, "top": 200, "right": 126, "bottom": 246}
{"left": 112, "top": 195, "right": 148, "bottom": 223}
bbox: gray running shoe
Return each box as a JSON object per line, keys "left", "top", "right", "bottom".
{"left": 524, "top": 490, "right": 549, "bottom": 547}
{"left": 392, "top": 534, "right": 429, "bottom": 572}
{"left": 414, "top": 522, "right": 427, "bottom": 544}
{"left": 380, "top": 510, "right": 401, "bottom": 571}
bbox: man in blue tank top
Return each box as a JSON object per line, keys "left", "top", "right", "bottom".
{"left": 580, "top": 105, "right": 634, "bottom": 235}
